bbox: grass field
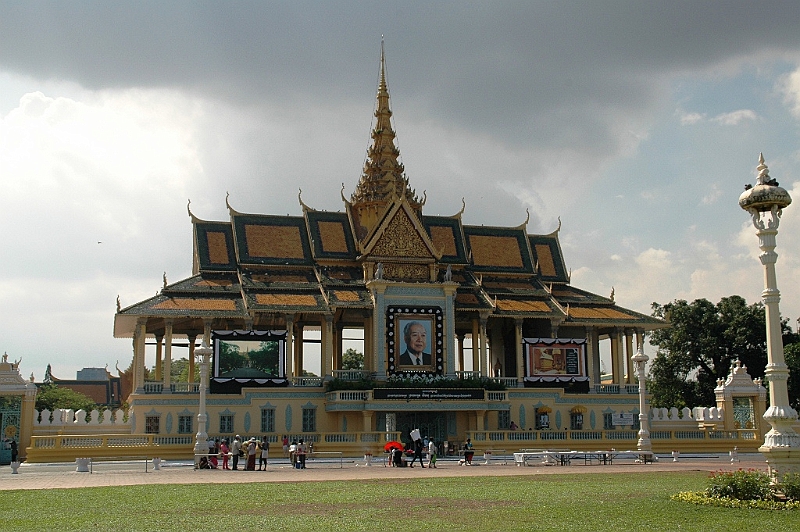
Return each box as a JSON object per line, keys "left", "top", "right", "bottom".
{"left": 1, "top": 472, "right": 795, "bottom": 531}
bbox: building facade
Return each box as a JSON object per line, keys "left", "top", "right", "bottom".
{"left": 108, "top": 48, "right": 674, "bottom": 454}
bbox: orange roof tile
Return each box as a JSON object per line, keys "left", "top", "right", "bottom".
{"left": 470, "top": 235, "right": 523, "bottom": 268}
{"left": 245, "top": 224, "right": 305, "bottom": 259}
{"left": 333, "top": 290, "right": 361, "bottom": 302}
{"left": 568, "top": 307, "right": 635, "bottom": 320}
{"left": 535, "top": 244, "right": 556, "bottom": 277}
{"left": 430, "top": 225, "right": 457, "bottom": 256}
{"left": 206, "top": 231, "right": 230, "bottom": 264}
{"left": 254, "top": 294, "right": 319, "bottom": 307}
{"left": 495, "top": 299, "right": 551, "bottom": 312}
{"left": 152, "top": 298, "right": 237, "bottom": 311}
{"left": 195, "top": 279, "right": 233, "bottom": 287}
{"left": 318, "top": 221, "right": 349, "bottom": 253}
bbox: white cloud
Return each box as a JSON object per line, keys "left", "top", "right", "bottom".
{"left": 679, "top": 111, "right": 706, "bottom": 125}
{"left": 780, "top": 67, "right": 800, "bottom": 119}
{"left": 701, "top": 183, "right": 723, "bottom": 205}
{"left": 710, "top": 109, "right": 758, "bottom": 126}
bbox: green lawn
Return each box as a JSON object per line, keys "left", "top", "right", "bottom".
{"left": 0, "top": 472, "right": 795, "bottom": 531}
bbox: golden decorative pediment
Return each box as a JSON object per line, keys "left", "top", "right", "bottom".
{"left": 371, "top": 209, "right": 431, "bottom": 258}
{"left": 383, "top": 263, "right": 429, "bottom": 281}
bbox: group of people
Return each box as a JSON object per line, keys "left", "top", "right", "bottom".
{"left": 287, "top": 438, "right": 310, "bottom": 469}
{"left": 198, "top": 435, "right": 270, "bottom": 471}
{"left": 390, "top": 435, "right": 439, "bottom": 468}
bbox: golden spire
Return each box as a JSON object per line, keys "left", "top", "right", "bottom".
{"left": 350, "top": 39, "right": 421, "bottom": 214}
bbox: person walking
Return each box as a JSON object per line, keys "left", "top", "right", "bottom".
{"left": 427, "top": 439, "right": 437, "bottom": 468}
{"left": 409, "top": 438, "right": 425, "bottom": 468}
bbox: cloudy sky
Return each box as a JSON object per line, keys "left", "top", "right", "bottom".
{"left": 2, "top": 1, "right": 800, "bottom": 380}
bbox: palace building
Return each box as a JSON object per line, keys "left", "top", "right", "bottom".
{"left": 104, "top": 47, "right": 677, "bottom": 454}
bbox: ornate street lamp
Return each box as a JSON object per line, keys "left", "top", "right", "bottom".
{"left": 739, "top": 153, "right": 800, "bottom": 478}
{"left": 631, "top": 347, "right": 651, "bottom": 453}
{"left": 193, "top": 341, "right": 212, "bottom": 466}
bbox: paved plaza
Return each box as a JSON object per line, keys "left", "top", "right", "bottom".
{"left": 0, "top": 453, "right": 768, "bottom": 491}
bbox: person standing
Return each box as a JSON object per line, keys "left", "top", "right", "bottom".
{"left": 220, "top": 439, "right": 230, "bottom": 470}
{"left": 297, "top": 439, "right": 307, "bottom": 469}
{"left": 231, "top": 435, "right": 242, "bottom": 470}
{"left": 246, "top": 438, "right": 257, "bottom": 470}
{"left": 463, "top": 438, "right": 474, "bottom": 465}
{"left": 427, "top": 439, "right": 437, "bottom": 468}
{"left": 259, "top": 437, "right": 270, "bottom": 470}
{"left": 282, "top": 435, "right": 289, "bottom": 457}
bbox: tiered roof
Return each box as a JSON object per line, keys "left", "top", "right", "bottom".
{"left": 114, "top": 45, "right": 664, "bottom": 337}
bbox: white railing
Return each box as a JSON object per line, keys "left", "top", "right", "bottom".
{"left": 171, "top": 382, "right": 200, "bottom": 393}
{"left": 456, "top": 371, "right": 482, "bottom": 380}
{"left": 487, "top": 392, "right": 507, "bottom": 401}
{"left": 332, "top": 370, "right": 374, "bottom": 381}
{"left": 292, "top": 376, "right": 323, "bottom": 387}
{"left": 36, "top": 408, "right": 129, "bottom": 427}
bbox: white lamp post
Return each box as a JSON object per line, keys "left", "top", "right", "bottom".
{"left": 193, "top": 341, "right": 212, "bottom": 466}
{"left": 739, "top": 153, "right": 800, "bottom": 478}
{"left": 631, "top": 347, "right": 651, "bottom": 453}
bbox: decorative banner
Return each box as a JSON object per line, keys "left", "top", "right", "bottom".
{"left": 386, "top": 306, "right": 444, "bottom": 376}
{"left": 373, "top": 388, "right": 484, "bottom": 400}
{"left": 523, "top": 338, "right": 586, "bottom": 380}
{"left": 212, "top": 329, "right": 287, "bottom": 380}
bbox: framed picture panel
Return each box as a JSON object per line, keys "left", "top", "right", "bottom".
{"left": 386, "top": 306, "right": 444, "bottom": 375}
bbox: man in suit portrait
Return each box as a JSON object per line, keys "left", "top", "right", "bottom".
{"left": 399, "top": 321, "right": 431, "bottom": 366}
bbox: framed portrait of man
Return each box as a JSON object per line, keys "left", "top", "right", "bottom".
{"left": 397, "top": 318, "right": 433, "bottom": 369}
{"left": 386, "top": 306, "right": 444, "bottom": 375}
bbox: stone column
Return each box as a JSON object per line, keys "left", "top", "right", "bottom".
{"left": 456, "top": 333, "right": 465, "bottom": 373}
{"left": 285, "top": 315, "right": 295, "bottom": 379}
{"left": 515, "top": 318, "right": 524, "bottom": 386}
{"left": 625, "top": 329, "right": 635, "bottom": 384}
{"left": 611, "top": 328, "right": 624, "bottom": 385}
{"left": 154, "top": 334, "right": 163, "bottom": 381}
{"left": 471, "top": 320, "right": 480, "bottom": 373}
{"left": 162, "top": 320, "right": 173, "bottom": 394}
{"left": 187, "top": 335, "right": 197, "bottom": 383}
{"left": 478, "top": 316, "right": 489, "bottom": 377}
{"left": 296, "top": 321, "right": 305, "bottom": 379}
{"left": 133, "top": 318, "right": 147, "bottom": 394}
{"left": 363, "top": 316, "right": 373, "bottom": 373}
{"left": 362, "top": 411, "right": 373, "bottom": 432}
{"left": 323, "top": 314, "right": 334, "bottom": 378}
{"left": 585, "top": 327, "right": 596, "bottom": 388}
{"left": 335, "top": 323, "right": 345, "bottom": 372}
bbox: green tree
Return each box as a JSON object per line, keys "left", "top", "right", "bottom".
{"left": 35, "top": 383, "right": 97, "bottom": 413}
{"left": 342, "top": 348, "right": 364, "bottom": 370}
{"left": 248, "top": 341, "right": 280, "bottom": 374}
{"left": 784, "top": 342, "right": 800, "bottom": 411}
{"left": 649, "top": 296, "right": 772, "bottom": 409}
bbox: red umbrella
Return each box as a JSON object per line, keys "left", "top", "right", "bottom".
{"left": 384, "top": 441, "right": 404, "bottom": 452}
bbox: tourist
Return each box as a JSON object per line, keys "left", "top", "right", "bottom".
{"left": 409, "top": 438, "right": 425, "bottom": 468}
{"left": 427, "top": 439, "right": 437, "bottom": 468}
{"left": 282, "top": 435, "right": 289, "bottom": 457}
{"left": 10, "top": 439, "right": 18, "bottom": 463}
{"left": 509, "top": 421, "right": 518, "bottom": 431}
{"left": 220, "top": 439, "right": 230, "bottom": 470}
{"left": 231, "top": 435, "right": 242, "bottom": 470}
{"left": 463, "top": 438, "right": 474, "bottom": 465}
{"left": 297, "top": 439, "right": 307, "bottom": 469}
{"left": 289, "top": 440, "right": 298, "bottom": 466}
{"left": 259, "top": 437, "right": 269, "bottom": 470}
{"left": 246, "top": 437, "right": 257, "bottom": 470}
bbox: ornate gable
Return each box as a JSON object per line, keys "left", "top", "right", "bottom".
{"left": 362, "top": 200, "right": 439, "bottom": 261}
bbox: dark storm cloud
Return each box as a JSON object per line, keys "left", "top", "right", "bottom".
{"left": 2, "top": 1, "right": 800, "bottom": 149}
